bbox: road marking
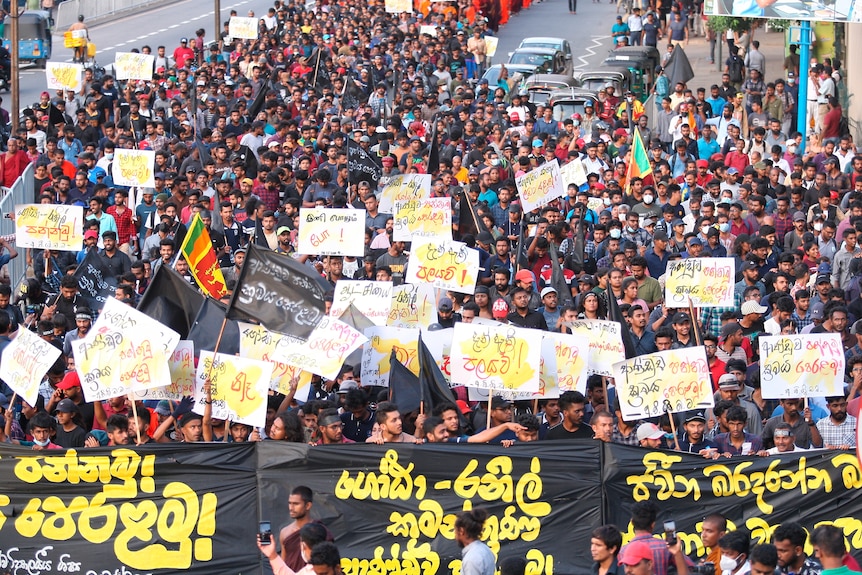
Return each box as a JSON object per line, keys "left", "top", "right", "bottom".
{"left": 575, "top": 35, "right": 609, "bottom": 69}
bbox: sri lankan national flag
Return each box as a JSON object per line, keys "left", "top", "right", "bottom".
{"left": 625, "top": 127, "right": 653, "bottom": 195}
{"left": 179, "top": 213, "right": 228, "bottom": 300}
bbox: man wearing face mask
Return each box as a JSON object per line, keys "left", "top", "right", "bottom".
{"left": 632, "top": 186, "right": 662, "bottom": 220}
{"left": 718, "top": 529, "right": 752, "bottom": 575}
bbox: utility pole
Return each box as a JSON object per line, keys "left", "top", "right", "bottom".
{"left": 10, "top": 5, "right": 20, "bottom": 133}
{"left": 214, "top": 0, "right": 221, "bottom": 53}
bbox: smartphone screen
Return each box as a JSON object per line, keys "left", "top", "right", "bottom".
{"left": 663, "top": 521, "right": 677, "bottom": 545}
{"left": 259, "top": 521, "right": 272, "bottom": 545}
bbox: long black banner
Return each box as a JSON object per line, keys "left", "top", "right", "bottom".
{"left": 0, "top": 443, "right": 860, "bottom": 575}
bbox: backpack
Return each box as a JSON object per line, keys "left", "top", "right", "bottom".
{"left": 728, "top": 56, "right": 744, "bottom": 84}
{"left": 839, "top": 114, "right": 850, "bottom": 137}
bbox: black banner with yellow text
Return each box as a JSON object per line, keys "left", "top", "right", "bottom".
{"left": 0, "top": 442, "right": 861, "bottom": 575}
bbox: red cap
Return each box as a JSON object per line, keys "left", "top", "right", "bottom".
{"left": 515, "top": 269, "right": 534, "bottom": 284}
{"left": 456, "top": 400, "right": 472, "bottom": 415}
{"left": 696, "top": 159, "right": 709, "bottom": 168}
{"left": 619, "top": 541, "right": 654, "bottom": 566}
{"left": 492, "top": 298, "right": 509, "bottom": 319}
{"left": 57, "top": 371, "right": 81, "bottom": 390}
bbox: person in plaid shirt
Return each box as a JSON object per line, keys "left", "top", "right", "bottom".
{"left": 106, "top": 189, "right": 136, "bottom": 255}
{"left": 815, "top": 395, "right": 857, "bottom": 450}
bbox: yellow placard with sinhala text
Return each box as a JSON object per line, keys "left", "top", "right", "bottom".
{"left": 449, "top": 322, "right": 542, "bottom": 391}
{"left": 193, "top": 351, "right": 273, "bottom": 427}
{"left": 613, "top": 346, "right": 714, "bottom": 421}
{"left": 14, "top": 203, "right": 84, "bottom": 251}
{"left": 759, "top": 334, "right": 845, "bottom": 399}
{"left": 113, "top": 149, "right": 156, "bottom": 187}
{"left": 393, "top": 197, "right": 452, "bottom": 242}
{"left": 238, "top": 322, "right": 313, "bottom": 397}
{"left": 114, "top": 52, "right": 155, "bottom": 80}
{"left": 664, "top": 257, "right": 735, "bottom": 308}
{"left": 405, "top": 238, "right": 480, "bottom": 295}
{"left": 273, "top": 316, "right": 368, "bottom": 381}
{"left": 377, "top": 173, "right": 432, "bottom": 213}
{"left": 46, "top": 62, "right": 84, "bottom": 91}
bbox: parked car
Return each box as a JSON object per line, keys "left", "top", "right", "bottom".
{"left": 517, "top": 36, "right": 574, "bottom": 66}
{"left": 508, "top": 47, "right": 571, "bottom": 77}
{"left": 523, "top": 74, "right": 581, "bottom": 105}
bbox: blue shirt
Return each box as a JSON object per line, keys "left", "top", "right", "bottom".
{"left": 705, "top": 96, "right": 727, "bottom": 117}
{"left": 697, "top": 136, "right": 721, "bottom": 160}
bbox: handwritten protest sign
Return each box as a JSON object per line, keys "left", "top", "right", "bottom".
{"left": 193, "top": 351, "right": 272, "bottom": 427}
{"left": 274, "top": 316, "right": 368, "bottom": 380}
{"left": 542, "top": 331, "right": 590, "bottom": 393}
{"left": 133, "top": 341, "right": 196, "bottom": 401}
{"left": 564, "top": 320, "right": 626, "bottom": 376}
{"left": 388, "top": 283, "right": 437, "bottom": 328}
{"left": 228, "top": 16, "right": 259, "bottom": 39}
{"left": 0, "top": 326, "right": 62, "bottom": 406}
{"left": 114, "top": 52, "right": 155, "bottom": 80}
{"left": 560, "top": 157, "right": 587, "bottom": 188}
{"left": 384, "top": 0, "right": 412, "bottom": 11}
{"left": 450, "top": 323, "right": 542, "bottom": 392}
{"left": 484, "top": 36, "right": 499, "bottom": 58}
{"left": 467, "top": 378, "right": 560, "bottom": 401}
{"left": 361, "top": 326, "right": 419, "bottom": 387}
{"left": 73, "top": 297, "right": 180, "bottom": 402}
{"left": 515, "top": 159, "right": 565, "bottom": 213}
{"left": 759, "top": 334, "right": 845, "bottom": 399}
{"left": 405, "top": 238, "right": 480, "bottom": 295}
{"left": 113, "top": 149, "right": 156, "bottom": 187}
{"left": 421, "top": 327, "right": 453, "bottom": 382}
{"left": 238, "top": 322, "right": 313, "bottom": 398}
{"left": 378, "top": 174, "right": 432, "bottom": 213}
{"left": 613, "top": 346, "right": 714, "bottom": 421}
{"left": 14, "top": 204, "right": 84, "bottom": 251}
{"left": 45, "top": 62, "right": 84, "bottom": 91}
{"left": 665, "top": 258, "right": 735, "bottom": 308}
{"left": 393, "top": 197, "right": 452, "bottom": 242}
{"left": 329, "top": 280, "right": 393, "bottom": 327}
{"left": 296, "top": 208, "right": 366, "bottom": 256}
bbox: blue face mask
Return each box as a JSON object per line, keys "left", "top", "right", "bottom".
{"left": 664, "top": 433, "right": 675, "bottom": 441}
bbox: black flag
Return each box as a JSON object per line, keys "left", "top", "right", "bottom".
{"left": 388, "top": 350, "right": 422, "bottom": 415}
{"left": 426, "top": 118, "right": 440, "bottom": 175}
{"left": 347, "top": 139, "right": 382, "bottom": 187}
{"left": 73, "top": 250, "right": 118, "bottom": 313}
{"left": 548, "top": 241, "right": 574, "bottom": 309}
{"left": 137, "top": 265, "right": 205, "bottom": 339}
{"left": 247, "top": 83, "right": 270, "bottom": 121}
{"left": 457, "top": 191, "right": 488, "bottom": 240}
{"left": 226, "top": 244, "right": 328, "bottom": 340}
{"left": 417, "top": 334, "right": 458, "bottom": 411}
{"left": 188, "top": 298, "right": 240, "bottom": 356}
{"left": 606, "top": 284, "right": 637, "bottom": 359}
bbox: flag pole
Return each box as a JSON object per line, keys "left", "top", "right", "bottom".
{"left": 688, "top": 297, "right": 702, "bottom": 346}
{"left": 665, "top": 400, "right": 681, "bottom": 451}
{"left": 128, "top": 393, "right": 142, "bottom": 444}
{"left": 486, "top": 395, "right": 492, "bottom": 429}
{"left": 202, "top": 315, "right": 229, "bottom": 442}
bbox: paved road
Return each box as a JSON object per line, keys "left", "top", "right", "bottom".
{"left": 17, "top": 0, "right": 618, "bottom": 112}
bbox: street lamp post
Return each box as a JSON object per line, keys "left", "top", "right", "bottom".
{"left": 10, "top": 5, "right": 20, "bottom": 133}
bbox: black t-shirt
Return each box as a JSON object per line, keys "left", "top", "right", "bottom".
{"left": 54, "top": 424, "right": 88, "bottom": 448}
{"left": 545, "top": 423, "right": 594, "bottom": 440}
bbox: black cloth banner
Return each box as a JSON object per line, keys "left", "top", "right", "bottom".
{"left": 347, "top": 139, "right": 382, "bottom": 187}
{"left": 138, "top": 265, "right": 205, "bottom": 340}
{"left": 1, "top": 443, "right": 861, "bottom": 575}
{"left": 73, "top": 249, "right": 118, "bottom": 312}
{"left": 188, "top": 297, "right": 241, "bottom": 356}
{"left": 226, "top": 243, "right": 327, "bottom": 340}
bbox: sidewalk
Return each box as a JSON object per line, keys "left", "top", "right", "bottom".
{"left": 675, "top": 26, "right": 788, "bottom": 89}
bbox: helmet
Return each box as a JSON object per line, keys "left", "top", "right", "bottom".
{"left": 572, "top": 113, "right": 582, "bottom": 121}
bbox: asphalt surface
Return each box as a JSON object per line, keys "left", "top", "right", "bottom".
{"left": 15, "top": 0, "right": 617, "bottom": 112}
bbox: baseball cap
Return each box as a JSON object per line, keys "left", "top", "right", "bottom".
{"left": 154, "top": 400, "right": 172, "bottom": 416}
{"left": 456, "top": 400, "right": 472, "bottom": 415}
{"left": 793, "top": 211, "right": 806, "bottom": 222}
{"left": 718, "top": 373, "right": 740, "bottom": 388}
{"left": 720, "top": 322, "right": 742, "bottom": 339}
{"left": 740, "top": 301, "right": 767, "bottom": 315}
{"left": 741, "top": 260, "right": 759, "bottom": 271}
{"left": 636, "top": 423, "right": 665, "bottom": 442}
{"left": 515, "top": 269, "right": 534, "bottom": 284}
{"left": 816, "top": 274, "right": 832, "bottom": 285}
{"left": 541, "top": 287, "right": 557, "bottom": 299}
{"left": 438, "top": 297, "right": 453, "bottom": 312}
{"left": 684, "top": 410, "right": 706, "bottom": 423}
{"left": 491, "top": 396, "right": 511, "bottom": 410}
{"left": 84, "top": 230, "right": 99, "bottom": 240}
{"left": 337, "top": 380, "right": 359, "bottom": 394}
{"left": 57, "top": 371, "right": 81, "bottom": 390}
{"left": 277, "top": 226, "right": 291, "bottom": 235}
{"left": 726, "top": 167, "right": 739, "bottom": 175}
{"left": 620, "top": 541, "right": 654, "bottom": 566}
{"left": 492, "top": 298, "right": 509, "bottom": 319}
{"left": 672, "top": 312, "right": 691, "bottom": 324}
{"left": 54, "top": 398, "right": 79, "bottom": 413}
{"left": 851, "top": 319, "right": 862, "bottom": 336}
{"left": 810, "top": 301, "right": 825, "bottom": 320}
{"left": 653, "top": 230, "right": 668, "bottom": 242}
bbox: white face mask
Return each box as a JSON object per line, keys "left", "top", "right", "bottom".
{"left": 609, "top": 228, "right": 621, "bottom": 239}
{"left": 33, "top": 437, "right": 50, "bottom": 447}
{"left": 603, "top": 197, "right": 612, "bottom": 206}
{"left": 105, "top": 153, "right": 114, "bottom": 160}
{"left": 814, "top": 222, "right": 823, "bottom": 232}
{"left": 490, "top": 159, "right": 500, "bottom": 166}
{"left": 643, "top": 194, "right": 654, "bottom": 204}
{"left": 720, "top": 222, "right": 731, "bottom": 233}
{"left": 701, "top": 226, "right": 710, "bottom": 235}
{"left": 720, "top": 555, "right": 740, "bottom": 575}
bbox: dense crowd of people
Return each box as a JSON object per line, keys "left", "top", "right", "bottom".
{"left": 0, "top": 0, "right": 857, "bottom": 460}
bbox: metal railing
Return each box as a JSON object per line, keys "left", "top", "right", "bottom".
{"left": 56, "top": 0, "right": 170, "bottom": 30}
{"left": 0, "top": 163, "right": 35, "bottom": 288}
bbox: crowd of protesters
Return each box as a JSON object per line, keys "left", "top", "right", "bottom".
{"left": 0, "top": 0, "right": 858, "bottom": 457}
